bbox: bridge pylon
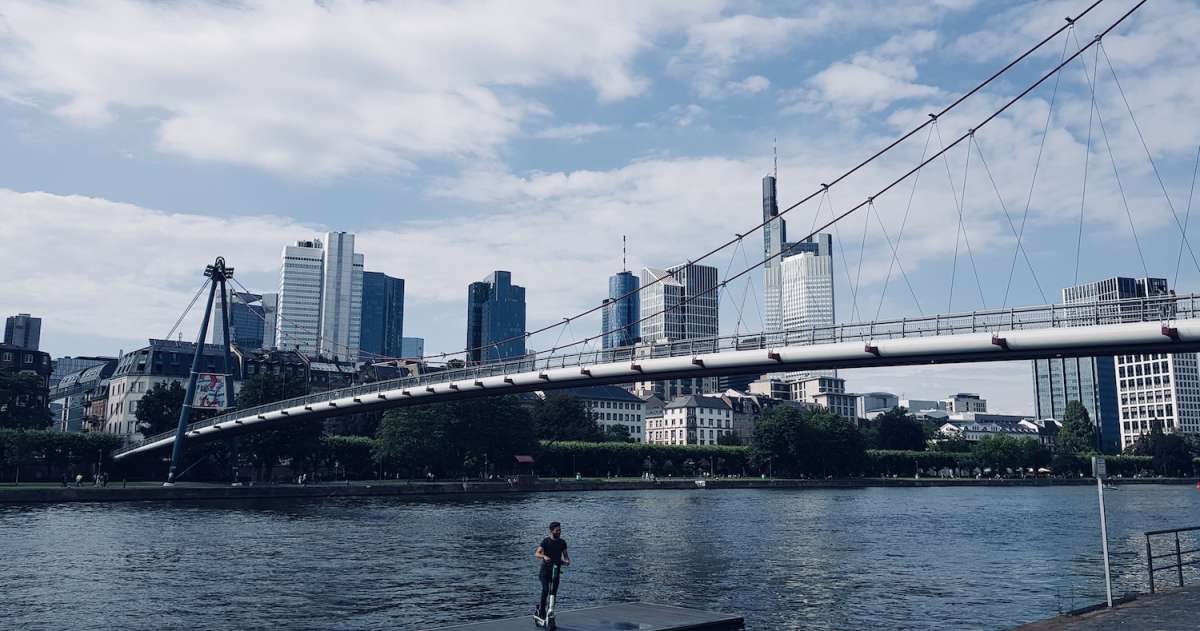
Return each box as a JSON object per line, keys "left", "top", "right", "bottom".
{"left": 163, "top": 257, "right": 237, "bottom": 486}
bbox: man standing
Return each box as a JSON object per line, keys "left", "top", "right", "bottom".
{"left": 535, "top": 521, "right": 570, "bottom": 620}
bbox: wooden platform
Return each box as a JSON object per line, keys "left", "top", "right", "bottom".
{"left": 427, "top": 602, "right": 744, "bottom": 631}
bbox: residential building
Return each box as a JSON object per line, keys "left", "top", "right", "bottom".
{"left": 48, "top": 360, "right": 117, "bottom": 432}
{"left": 546, "top": 386, "right": 646, "bottom": 441}
{"left": 648, "top": 395, "right": 734, "bottom": 445}
{"left": 359, "top": 271, "right": 405, "bottom": 361}
{"left": 791, "top": 375, "right": 858, "bottom": 419}
{"left": 938, "top": 419, "right": 1043, "bottom": 444}
{"left": 275, "top": 233, "right": 364, "bottom": 360}
{"left": 212, "top": 291, "right": 268, "bottom": 350}
{"left": 4, "top": 313, "right": 41, "bottom": 350}
{"left": 0, "top": 343, "right": 53, "bottom": 425}
{"left": 632, "top": 376, "right": 719, "bottom": 402}
{"left": 703, "top": 390, "right": 769, "bottom": 441}
{"left": 50, "top": 355, "right": 116, "bottom": 388}
{"left": 466, "top": 271, "right": 526, "bottom": 362}
{"left": 104, "top": 339, "right": 234, "bottom": 441}
{"left": 602, "top": 270, "right": 640, "bottom": 349}
{"left": 401, "top": 337, "right": 424, "bottom": 359}
{"left": 857, "top": 392, "right": 900, "bottom": 418}
{"left": 943, "top": 393, "right": 987, "bottom": 413}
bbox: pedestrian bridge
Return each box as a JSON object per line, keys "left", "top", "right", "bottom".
{"left": 114, "top": 294, "right": 1200, "bottom": 459}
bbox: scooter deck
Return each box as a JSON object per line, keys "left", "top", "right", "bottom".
{"left": 429, "top": 602, "right": 744, "bottom": 631}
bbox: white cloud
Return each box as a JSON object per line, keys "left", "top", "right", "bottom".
{"left": 0, "top": 0, "right": 721, "bottom": 178}
{"left": 725, "top": 75, "right": 771, "bottom": 95}
{"left": 532, "top": 123, "right": 615, "bottom": 142}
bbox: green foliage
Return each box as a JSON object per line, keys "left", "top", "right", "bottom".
{"left": 0, "top": 430, "right": 123, "bottom": 480}
{"left": 869, "top": 407, "right": 927, "bottom": 451}
{"left": 235, "top": 374, "right": 320, "bottom": 478}
{"left": 321, "top": 435, "right": 378, "bottom": 479}
{"left": 531, "top": 394, "right": 603, "bottom": 443}
{"left": 864, "top": 450, "right": 973, "bottom": 476}
{"left": 602, "top": 424, "right": 633, "bottom": 443}
{"left": 749, "top": 405, "right": 866, "bottom": 477}
{"left": 0, "top": 372, "right": 51, "bottom": 430}
{"left": 930, "top": 435, "right": 973, "bottom": 453}
{"left": 1056, "top": 401, "right": 1096, "bottom": 455}
{"left": 538, "top": 441, "right": 749, "bottom": 477}
{"left": 376, "top": 396, "right": 538, "bottom": 478}
{"left": 716, "top": 431, "right": 742, "bottom": 446}
{"left": 972, "top": 435, "right": 1050, "bottom": 473}
{"left": 134, "top": 381, "right": 187, "bottom": 438}
{"left": 1124, "top": 425, "right": 1195, "bottom": 476}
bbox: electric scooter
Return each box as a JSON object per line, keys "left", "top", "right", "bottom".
{"left": 533, "top": 563, "right": 562, "bottom": 630}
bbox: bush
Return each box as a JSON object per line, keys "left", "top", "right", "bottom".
{"left": 537, "top": 441, "right": 749, "bottom": 477}
{"left": 0, "top": 429, "right": 124, "bottom": 482}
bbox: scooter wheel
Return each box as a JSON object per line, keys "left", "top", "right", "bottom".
{"left": 546, "top": 619, "right": 556, "bottom": 631}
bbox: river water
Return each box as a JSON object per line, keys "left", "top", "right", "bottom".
{"left": 2, "top": 485, "right": 1199, "bottom": 630}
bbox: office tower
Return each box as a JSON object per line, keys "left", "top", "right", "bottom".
{"left": 212, "top": 291, "right": 267, "bottom": 350}
{"left": 636, "top": 262, "right": 720, "bottom": 397}
{"left": 261, "top": 293, "right": 278, "bottom": 349}
{"left": 359, "top": 271, "right": 405, "bottom": 361}
{"left": 602, "top": 271, "right": 640, "bottom": 349}
{"left": 275, "top": 232, "right": 364, "bottom": 359}
{"left": 1033, "top": 276, "right": 1169, "bottom": 452}
{"left": 780, "top": 235, "right": 834, "bottom": 334}
{"left": 401, "top": 337, "right": 424, "bottom": 359}
{"left": 763, "top": 174, "right": 785, "bottom": 336}
{"left": 466, "top": 271, "right": 526, "bottom": 362}
{"left": 4, "top": 313, "right": 41, "bottom": 350}
{"left": 319, "top": 231, "right": 364, "bottom": 360}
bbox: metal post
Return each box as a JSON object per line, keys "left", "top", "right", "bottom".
{"left": 1177, "top": 532, "right": 1185, "bottom": 588}
{"left": 165, "top": 273, "right": 219, "bottom": 485}
{"left": 1147, "top": 535, "right": 1156, "bottom": 594}
{"left": 1097, "top": 476, "right": 1113, "bottom": 607}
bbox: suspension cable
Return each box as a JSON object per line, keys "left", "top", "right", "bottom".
{"left": 875, "top": 126, "right": 934, "bottom": 319}
{"left": 1175, "top": 143, "right": 1200, "bottom": 285}
{"left": 971, "top": 135, "right": 1049, "bottom": 304}
{"left": 1073, "top": 43, "right": 1100, "bottom": 287}
{"left": 164, "top": 278, "right": 211, "bottom": 342}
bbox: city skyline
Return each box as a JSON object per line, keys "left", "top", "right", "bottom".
{"left": 5, "top": 1, "right": 1200, "bottom": 414}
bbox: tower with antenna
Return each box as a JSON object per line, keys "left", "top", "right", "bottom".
{"left": 603, "top": 235, "right": 640, "bottom": 349}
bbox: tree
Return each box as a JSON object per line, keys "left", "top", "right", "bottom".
{"left": 871, "top": 407, "right": 926, "bottom": 451}
{"left": 377, "top": 396, "right": 538, "bottom": 478}
{"left": 602, "top": 424, "right": 633, "bottom": 443}
{"left": 749, "top": 406, "right": 866, "bottom": 478}
{"left": 134, "top": 381, "right": 187, "bottom": 438}
{"left": 235, "top": 374, "right": 318, "bottom": 480}
{"left": 1125, "top": 424, "right": 1193, "bottom": 476}
{"left": 717, "top": 432, "right": 742, "bottom": 446}
{"left": 930, "top": 434, "right": 972, "bottom": 453}
{"left": 1056, "top": 400, "right": 1096, "bottom": 455}
{"left": 0, "top": 372, "right": 51, "bottom": 430}
{"left": 972, "top": 435, "right": 1046, "bottom": 474}
{"left": 532, "top": 394, "right": 603, "bottom": 443}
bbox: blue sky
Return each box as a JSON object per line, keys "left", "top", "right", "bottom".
{"left": 3, "top": 0, "right": 1199, "bottom": 413}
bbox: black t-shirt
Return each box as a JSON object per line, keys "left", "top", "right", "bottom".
{"left": 540, "top": 536, "right": 567, "bottom": 567}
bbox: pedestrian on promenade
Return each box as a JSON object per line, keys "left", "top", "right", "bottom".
{"left": 534, "top": 521, "right": 570, "bottom": 621}
{"left": 74, "top": 473, "right": 83, "bottom": 487}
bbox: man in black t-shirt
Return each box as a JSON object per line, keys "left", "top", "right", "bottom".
{"left": 534, "top": 521, "right": 570, "bottom": 620}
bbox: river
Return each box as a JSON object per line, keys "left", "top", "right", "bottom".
{"left": 2, "top": 485, "right": 1199, "bottom": 630}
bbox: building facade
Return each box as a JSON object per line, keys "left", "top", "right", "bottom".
{"left": 50, "top": 356, "right": 115, "bottom": 388}
{"left": 943, "top": 393, "right": 987, "bottom": 414}
{"left": 275, "top": 233, "right": 364, "bottom": 359}
{"left": 4, "top": 313, "right": 41, "bottom": 350}
{"left": 636, "top": 263, "right": 719, "bottom": 397}
{"left": 602, "top": 270, "right": 640, "bottom": 349}
{"left": 857, "top": 392, "right": 900, "bottom": 418}
{"left": 103, "top": 339, "right": 233, "bottom": 441}
{"left": 260, "top": 293, "right": 278, "bottom": 349}
{"left": 319, "top": 231, "right": 364, "bottom": 360}
{"left": 49, "top": 360, "right": 117, "bottom": 432}
{"left": 790, "top": 375, "right": 858, "bottom": 419}
{"left": 401, "top": 337, "right": 424, "bottom": 359}
{"left": 466, "top": 271, "right": 526, "bottom": 362}
{"left": 550, "top": 386, "right": 646, "bottom": 441}
{"left": 359, "top": 271, "right": 405, "bottom": 361}
{"left": 1116, "top": 352, "right": 1200, "bottom": 450}
{"left": 0, "top": 343, "right": 53, "bottom": 425}
{"left": 648, "top": 395, "right": 734, "bottom": 445}
{"left": 1032, "top": 356, "right": 1118, "bottom": 452}
{"left": 212, "top": 291, "right": 268, "bottom": 350}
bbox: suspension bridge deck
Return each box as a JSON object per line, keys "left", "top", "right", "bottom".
{"left": 429, "top": 602, "right": 743, "bottom": 631}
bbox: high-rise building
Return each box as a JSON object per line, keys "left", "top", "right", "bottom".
{"left": 4, "top": 313, "right": 41, "bottom": 350}
{"left": 1116, "top": 351, "right": 1200, "bottom": 450}
{"left": 401, "top": 337, "right": 424, "bottom": 359}
{"left": 763, "top": 174, "right": 785, "bottom": 336}
{"left": 780, "top": 235, "right": 834, "bottom": 335}
{"left": 275, "top": 233, "right": 363, "bottom": 360}
{"left": 602, "top": 271, "right": 640, "bottom": 349}
{"left": 261, "top": 293, "right": 278, "bottom": 349}
{"left": 636, "top": 263, "right": 720, "bottom": 398}
{"left": 1033, "top": 276, "right": 1167, "bottom": 452}
{"left": 212, "top": 291, "right": 267, "bottom": 350}
{"left": 466, "top": 271, "right": 526, "bottom": 362}
{"left": 359, "top": 272, "right": 405, "bottom": 361}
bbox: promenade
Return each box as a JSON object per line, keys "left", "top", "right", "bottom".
{"left": 0, "top": 476, "right": 1195, "bottom": 503}
{"left": 1015, "top": 587, "right": 1200, "bottom": 630}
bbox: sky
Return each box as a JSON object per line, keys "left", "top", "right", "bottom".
{"left": 3, "top": 0, "right": 1200, "bottom": 414}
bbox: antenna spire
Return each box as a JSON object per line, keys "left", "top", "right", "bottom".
{"left": 622, "top": 235, "right": 627, "bottom": 272}
{"left": 773, "top": 137, "right": 778, "bottom": 179}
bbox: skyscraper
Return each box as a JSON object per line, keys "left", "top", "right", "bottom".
{"left": 466, "top": 271, "right": 526, "bottom": 362}
{"left": 260, "top": 293, "right": 278, "bottom": 349}
{"left": 275, "top": 232, "right": 363, "bottom": 359}
{"left": 212, "top": 291, "right": 267, "bottom": 350}
{"left": 401, "top": 337, "right": 424, "bottom": 359}
{"left": 780, "top": 235, "right": 835, "bottom": 334}
{"left": 4, "top": 313, "right": 41, "bottom": 350}
{"left": 635, "top": 262, "right": 720, "bottom": 399}
{"left": 1033, "top": 276, "right": 1178, "bottom": 452}
{"left": 763, "top": 174, "right": 785, "bottom": 336}
{"left": 359, "top": 271, "right": 405, "bottom": 361}
{"left": 602, "top": 271, "right": 640, "bottom": 349}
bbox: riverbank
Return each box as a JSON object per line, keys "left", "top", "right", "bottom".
{"left": 1, "top": 475, "right": 1196, "bottom": 503}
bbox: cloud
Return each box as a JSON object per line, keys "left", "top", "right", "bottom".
{"left": 0, "top": 0, "right": 720, "bottom": 178}
{"left": 725, "top": 75, "right": 771, "bottom": 95}
{"left": 532, "top": 123, "right": 615, "bottom": 142}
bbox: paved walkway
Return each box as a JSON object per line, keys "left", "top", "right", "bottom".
{"left": 1014, "top": 587, "right": 1200, "bottom": 630}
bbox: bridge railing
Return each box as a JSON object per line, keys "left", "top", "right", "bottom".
{"left": 116, "top": 293, "right": 1198, "bottom": 455}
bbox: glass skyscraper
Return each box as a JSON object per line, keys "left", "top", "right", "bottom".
{"left": 466, "top": 271, "right": 526, "bottom": 362}
{"left": 602, "top": 271, "right": 639, "bottom": 349}
{"left": 359, "top": 271, "right": 405, "bottom": 361}
{"left": 212, "top": 291, "right": 267, "bottom": 350}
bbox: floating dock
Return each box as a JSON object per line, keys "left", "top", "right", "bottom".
{"left": 429, "top": 602, "right": 744, "bottom": 631}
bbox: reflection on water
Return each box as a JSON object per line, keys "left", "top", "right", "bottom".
{"left": 1, "top": 486, "right": 1198, "bottom": 630}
